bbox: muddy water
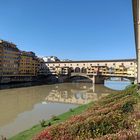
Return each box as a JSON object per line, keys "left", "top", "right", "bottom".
{"left": 0, "top": 81, "right": 130, "bottom": 138}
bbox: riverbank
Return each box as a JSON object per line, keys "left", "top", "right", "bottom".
{"left": 33, "top": 85, "right": 140, "bottom": 140}
{"left": 0, "top": 82, "right": 118, "bottom": 138}
{"left": 9, "top": 84, "right": 140, "bottom": 140}
{"left": 9, "top": 103, "right": 92, "bottom": 140}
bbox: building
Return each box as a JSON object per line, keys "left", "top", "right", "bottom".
{"left": 38, "top": 58, "right": 49, "bottom": 75}
{"left": 19, "top": 51, "right": 38, "bottom": 76}
{"left": 56, "top": 67, "right": 70, "bottom": 75}
{"left": 87, "top": 66, "right": 99, "bottom": 75}
{"left": 0, "top": 40, "right": 20, "bottom": 76}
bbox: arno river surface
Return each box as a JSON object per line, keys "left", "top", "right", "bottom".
{"left": 0, "top": 81, "right": 130, "bottom": 138}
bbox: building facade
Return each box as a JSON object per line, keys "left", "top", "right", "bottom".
{"left": 0, "top": 40, "right": 20, "bottom": 76}
{"left": 38, "top": 58, "right": 49, "bottom": 75}
{"left": 19, "top": 51, "right": 38, "bottom": 76}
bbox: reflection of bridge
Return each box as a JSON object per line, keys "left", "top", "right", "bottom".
{"left": 45, "top": 83, "right": 117, "bottom": 105}
{"left": 46, "top": 59, "right": 137, "bottom": 84}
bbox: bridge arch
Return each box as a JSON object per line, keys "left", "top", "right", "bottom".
{"left": 75, "top": 67, "right": 81, "bottom": 73}
{"left": 69, "top": 72, "right": 93, "bottom": 83}
{"left": 69, "top": 67, "right": 74, "bottom": 73}
{"left": 81, "top": 67, "right": 87, "bottom": 73}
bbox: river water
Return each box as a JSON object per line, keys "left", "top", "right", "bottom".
{"left": 0, "top": 81, "right": 130, "bottom": 138}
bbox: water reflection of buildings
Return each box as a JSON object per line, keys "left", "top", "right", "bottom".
{"left": 45, "top": 83, "right": 116, "bottom": 105}
{"left": 0, "top": 83, "right": 116, "bottom": 128}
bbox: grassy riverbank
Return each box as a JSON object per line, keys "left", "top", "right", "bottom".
{"left": 10, "top": 103, "right": 92, "bottom": 140}
{"left": 10, "top": 85, "right": 140, "bottom": 140}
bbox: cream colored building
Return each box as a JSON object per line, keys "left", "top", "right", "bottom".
{"left": 46, "top": 59, "right": 137, "bottom": 78}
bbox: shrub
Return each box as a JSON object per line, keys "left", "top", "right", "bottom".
{"left": 48, "top": 122, "right": 51, "bottom": 126}
{"left": 121, "top": 101, "right": 134, "bottom": 113}
{"left": 39, "top": 120, "right": 46, "bottom": 128}
{"left": 51, "top": 115, "right": 60, "bottom": 121}
{"left": 94, "top": 129, "right": 138, "bottom": 140}
{"left": 69, "top": 108, "right": 74, "bottom": 112}
{"left": 33, "top": 130, "right": 52, "bottom": 140}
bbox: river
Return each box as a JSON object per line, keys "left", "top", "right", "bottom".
{"left": 0, "top": 81, "right": 130, "bottom": 138}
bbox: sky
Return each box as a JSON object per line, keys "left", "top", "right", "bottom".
{"left": 0, "top": 0, "right": 136, "bottom": 60}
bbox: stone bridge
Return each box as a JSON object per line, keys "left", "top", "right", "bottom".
{"left": 70, "top": 72, "right": 134, "bottom": 84}
{"left": 45, "top": 59, "right": 137, "bottom": 84}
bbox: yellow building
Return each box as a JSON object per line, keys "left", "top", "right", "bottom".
{"left": 87, "top": 66, "right": 109, "bottom": 75}
{"left": 0, "top": 40, "right": 20, "bottom": 76}
{"left": 114, "top": 65, "right": 127, "bottom": 76}
{"left": 19, "top": 51, "right": 38, "bottom": 76}
{"left": 87, "top": 66, "right": 99, "bottom": 75}
{"left": 98, "top": 66, "right": 109, "bottom": 75}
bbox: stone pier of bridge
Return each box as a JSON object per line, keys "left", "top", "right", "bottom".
{"left": 92, "top": 76, "right": 104, "bottom": 84}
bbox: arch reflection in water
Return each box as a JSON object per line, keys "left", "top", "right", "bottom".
{"left": 45, "top": 83, "right": 117, "bottom": 105}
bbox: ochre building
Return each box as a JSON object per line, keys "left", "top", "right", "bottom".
{"left": 19, "top": 51, "right": 38, "bottom": 76}
{"left": 0, "top": 40, "right": 20, "bottom": 76}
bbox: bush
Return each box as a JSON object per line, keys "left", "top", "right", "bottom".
{"left": 122, "top": 101, "right": 134, "bottom": 113}
{"left": 69, "top": 108, "right": 74, "bottom": 112}
{"left": 33, "top": 130, "right": 52, "bottom": 140}
{"left": 48, "top": 122, "right": 51, "bottom": 126}
{"left": 39, "top": 120, "right": 46, "bottom": 128}
{"left": 51, "top": 115, "right": 60, "bottom": 121}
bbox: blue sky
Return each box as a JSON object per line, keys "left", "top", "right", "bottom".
{"left": 0, "top": 0, "right": 136, "bottom": 60}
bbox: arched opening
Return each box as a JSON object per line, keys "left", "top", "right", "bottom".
{"left": 75, "top": 67, "right": 80, "bottom": 73}
{"left": 69, "top": 67, "right": 74, "bottom": 73}
{"left": 81, "top": 67, "right": 87, "bottom": 73}
{"left": 69, "top": 76, "right": 92, "bottom": 83}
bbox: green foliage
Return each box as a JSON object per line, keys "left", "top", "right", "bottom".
{"left": 121, "top": 101, "right": 134, "bottom": 113}
{"left": 39, "top": 120, "right": 46, "bottom": 128}
{"left": 48, "top": 122, "right": 51, "bottom": 126}
{"left": 51, "top": 115, "right": 60, "bottom": 121}
{"left": 69, "top": 108, "right": 74, "bottom": 112}
{"left": 124, "top": 84, "right": 138, "bottom": 94}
